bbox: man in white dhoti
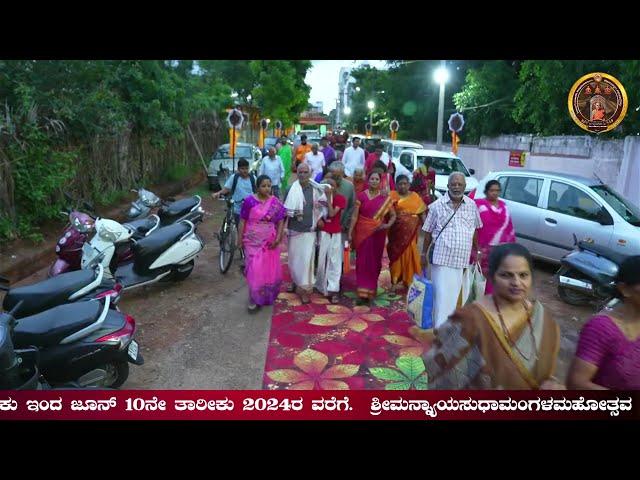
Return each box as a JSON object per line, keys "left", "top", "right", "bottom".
{"left": 284, "top": 163, "right": 327, "bottom": 304}
{"left": 421, "top": 172, "right": 483, "bottom": 328}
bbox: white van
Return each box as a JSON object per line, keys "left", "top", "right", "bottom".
{"left": 396, "top": 148, "right": 478, "bottom": 197}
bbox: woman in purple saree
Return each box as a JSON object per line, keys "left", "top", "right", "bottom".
{"left": 238, "top": 175, "right": 287, "bottom": 312}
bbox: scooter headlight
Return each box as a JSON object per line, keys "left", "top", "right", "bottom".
{"left": 73, "top": 216, "right": 94, "bottom": 233}
{"left": 98, "top": 224, "right": 120, "bottom": 243}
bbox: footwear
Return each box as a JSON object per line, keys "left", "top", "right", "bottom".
{"left": 248, "top": 303, "right": 258, "bottom": 313}
{"left": 330, "top": 294, "right": 340, "bottom": 304}
{"left": 300, "top": 294, "right": 311, "bottom": 305}
{"left": 286, "top": 284, "right": 296, "bottom": 293}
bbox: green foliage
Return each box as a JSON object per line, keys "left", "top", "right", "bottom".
{"left": 0, "top": 60, "right": 311, "bottom": 244}
{"left": 453, "top": 61, "right": 520, "bottom": 142}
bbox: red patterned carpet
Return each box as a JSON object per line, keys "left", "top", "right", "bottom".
{"left": 262, "top": 250, "right": 433, "bottom": 390}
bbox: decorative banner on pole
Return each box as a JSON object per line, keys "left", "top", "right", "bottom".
{"left": 259, "top": 119, "right": 269, "bottom": 149}
{"left": 448, "top": 112, "right": 465, "bottom": 133}
{"left": 274, "top": 120, "right": 283, "bottom": 139}
{"left": 448, "top": 113, "right": 464, "bottom": 155}
{"left": 227, "top": 108, "right": 244, "bottom": 162}
{"left": 365, "top": 122, "right": 372, "bottom": 137}
{"left": 389, "top": 120, "right": 400, "bottom": 140}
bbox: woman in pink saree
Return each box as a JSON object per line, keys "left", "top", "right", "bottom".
{"left": 238, "top": 175, "right": 287, "bottom": 312}
{"left": 348, "top": 171, "right": 396, "bottom": 304}
{"left": 474, "top": 179, "right": 516, "bottom": 294}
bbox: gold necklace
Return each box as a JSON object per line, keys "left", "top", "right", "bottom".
{"left": 492, "top": 296, "right": 538, "bottom": 362}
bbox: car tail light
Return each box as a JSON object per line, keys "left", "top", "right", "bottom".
{"left": 95, "top": 315, "right": 136, "bottom": 348}
{"left": 95, "top": 283, "right": 123, "bottom": 300}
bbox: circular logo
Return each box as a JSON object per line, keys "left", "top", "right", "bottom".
{"left": 568, "top": 72, "right": 627, "bottom": 134}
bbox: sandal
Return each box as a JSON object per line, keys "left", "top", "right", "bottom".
{"left": 286, "top": 284, "right": 296, "bottom": 294}
{"left": 248, "top": 303, "right": 258, "bottom": 313}
{"left": 330, "top": 294, "right": 340, "bottom": 304}
{"left": 300, "top": 294, "right": 311, "bottom": 305}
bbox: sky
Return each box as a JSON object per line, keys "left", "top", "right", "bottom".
{"left": 306, "top": 60, "right": 388, "bottom": 114}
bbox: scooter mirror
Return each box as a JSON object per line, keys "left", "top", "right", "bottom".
{"left": 83, "top": 201, "right": 96, "bottom": 213}
{"left": 63, "top": 192, "right": 75, "bottom": 204}
{"left": 131, "top": 189, "right": 138, "bottom": 193}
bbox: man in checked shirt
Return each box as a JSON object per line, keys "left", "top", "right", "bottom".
{"left": 421, "top": 172, "right": 483, "bottom": 328}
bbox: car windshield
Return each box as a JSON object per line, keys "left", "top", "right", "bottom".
{"left": 591, "top": 185, "right": 640, "bottom": 226}
{"left": 214, "top": 146, "right": 253, "bottom": 159}
{"left": 419, "top": 156, "right": 470, "bottom": 176}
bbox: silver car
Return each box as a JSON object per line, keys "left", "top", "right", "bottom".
{"left": 208, "top": 142, "right": 262, "bottom": 190}
{"left": 475, "top": 170, "right": 640, "bottom": 263}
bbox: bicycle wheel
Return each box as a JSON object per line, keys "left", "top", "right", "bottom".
{"left": 219, "top": 219, "right": 236, "bottom": 274}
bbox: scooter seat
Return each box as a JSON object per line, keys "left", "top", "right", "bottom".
{"left": 13, "top": 301, "right": 103, "bottom": 348}
{"left": 132, "top": 222, "right": 192, "bottom": 273}
{"left": 3, "top": 269, "right": 96, "bottom": 319}
{"left": 124, "top": 216, "right": 160, "bottom": 240}
{"left": 578, "top": 241, "right": 630, "bottom": 266}
{"left": 159, "top": 197, "right": 199, "bottom": 225}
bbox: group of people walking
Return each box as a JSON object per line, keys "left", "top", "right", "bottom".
{"left": 213, "top": 136, "right": 639, "bottom": 391}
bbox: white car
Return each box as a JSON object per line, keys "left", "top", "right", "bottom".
{"left": 395, "top": 148, "right": 478, "bottom": 197}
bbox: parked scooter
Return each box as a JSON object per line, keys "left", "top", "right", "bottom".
{"left": 9, "top": 295, "right": 143, "bottom": 388}
{"left": 81, "top": 218, "right": 204, "bottom": 291}
{"left": 50, "top": 190, "right": 204, "bottom": 277}
{"left": 556, "top": 234, "right": 625, "bottom": 307}
{"left": 127, "top": 188, "right": 205, "bottom": 227}
{"left": 1, "top": 265, "right": 122, "bottom": 319}
{"left": 48, "top": 194, "right": 97, "bottom": 277}
{"left": 0, "top": 301, "right": 42, "bottom": 389}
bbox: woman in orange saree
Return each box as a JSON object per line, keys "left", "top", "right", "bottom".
{"left": 388, "top": 175, "right": 427, "bottom": 291}
{"left": 348, "top": 171, "right": 396, "bottom": 304}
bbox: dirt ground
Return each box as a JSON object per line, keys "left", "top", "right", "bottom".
{"left": 2, "top": 183, "right": 596, "bottom": 388}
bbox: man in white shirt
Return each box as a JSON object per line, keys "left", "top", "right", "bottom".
{"left": 258, "top": 147, "right": 285, "bottom": 198}
{"left": 342, "top": 137, "right": 366, "bottom": 177}
{"left": 304, "top": 143, "right": 326, "bottom": 181}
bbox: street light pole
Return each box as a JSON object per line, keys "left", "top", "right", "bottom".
{"left": 436, "top": 60, "right": 446, "bottom": 150}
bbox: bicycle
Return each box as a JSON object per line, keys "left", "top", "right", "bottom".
{"left": 216, "top": 196, "right": 244, "bottom": 274}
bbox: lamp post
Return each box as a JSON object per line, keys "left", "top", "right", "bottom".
{"left": 367, "top": 100, "right": 375, "bottom": 134}
{"left": 433, "top": 61, "right": 450, "bottom": 150}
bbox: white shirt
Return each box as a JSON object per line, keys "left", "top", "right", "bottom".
{"left": 258, "top": 155, "right": 285, "bottom": 187}
{"left": 380, "top": 152, "right": 390, "bottom": 167}
{"left": 342, "top": 146, "right": 366, "bottom": 177}
{"left": 304, "top": 151, "right": 325, "bottom": 179}
{"left": 422, "top": 193, "right": 483, "bottom": 269}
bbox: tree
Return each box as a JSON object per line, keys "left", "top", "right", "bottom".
{"left": 453, "top": 61, "right": 520, "bottom": 143}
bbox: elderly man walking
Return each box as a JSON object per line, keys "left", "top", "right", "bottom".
{"left": 284, "top": 163, "right": 328, "bottom": 304}
{"left": 327, "top": 161, "right": 355, "bottom": 242}
{"left": 421, "top": 172, "right": 483, "bottom": 328}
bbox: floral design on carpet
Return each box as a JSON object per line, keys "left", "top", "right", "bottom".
{"left": 263, "top": 249, "right": 433, "bottom": 390}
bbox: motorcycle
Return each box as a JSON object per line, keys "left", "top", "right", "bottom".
{"left": 556, "top": 234, "right": 625, "bottom": 308}
{"left": 81, "top": 218, "right": 204, "bottom": 291}
{"left": 10, "top": 295, "right": 143, "bottom": 388}
{"left": 1, "top": 265, "right": 122, "bottom": 319}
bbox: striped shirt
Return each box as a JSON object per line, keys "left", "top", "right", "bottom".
{"left": 423, "top": 193, "right": 482, "bottom": 269}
